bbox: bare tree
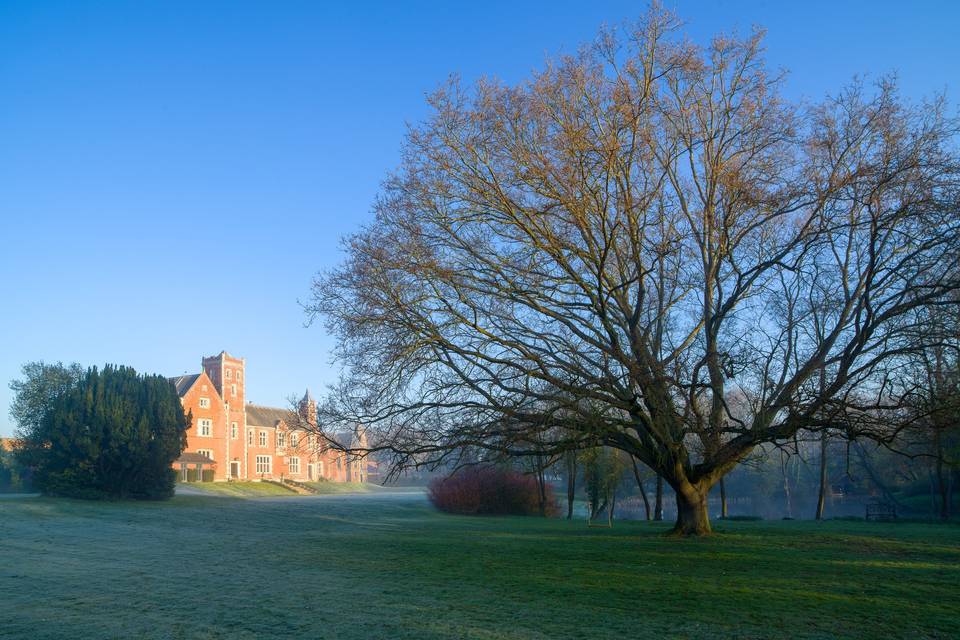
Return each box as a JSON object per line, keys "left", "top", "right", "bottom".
{"left": 902, "top": 305, "right": 960, "bottom": 519}
{"left": 309, "top": 7, "right": 960, "bottom": 534}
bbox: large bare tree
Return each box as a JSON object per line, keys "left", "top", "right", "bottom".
{"left": 309, "top": 8, "right": 960, "bottom": 534}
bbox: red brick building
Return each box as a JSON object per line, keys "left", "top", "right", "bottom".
{"left": 170, "top": 351, "right": 367, "bottom": 483}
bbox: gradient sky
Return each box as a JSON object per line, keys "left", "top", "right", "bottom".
{"left": 1, "top": 0, "right": 957, "bottom": 436}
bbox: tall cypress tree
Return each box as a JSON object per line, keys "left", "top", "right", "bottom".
{"left": 21, "top": 365, "right": 188, "bottom": 499}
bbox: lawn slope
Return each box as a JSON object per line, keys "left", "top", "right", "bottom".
{"left": 0, "top": 493, "right": 957, "bottom": 639}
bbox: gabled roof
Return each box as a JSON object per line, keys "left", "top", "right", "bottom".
{"left": 169, "top": 374, "right": 201, "bottom": 398}
{"left": 331, "top": 429, "right": 367, "bottom": 449}
{"left": 246, "top": 404, "right": 298, "bottom": 428}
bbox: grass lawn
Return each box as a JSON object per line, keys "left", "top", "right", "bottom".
{"left": 1, "top": 493, "right": 958, "bottom": 639}
{"left": 178, "top": 481, "right": 423, "bottom": 498}
{"left": 303, "top": 481, "right": 423, "bottom": 495}
{"left": 175, "top": 481, "right": 299, "bottom": 497}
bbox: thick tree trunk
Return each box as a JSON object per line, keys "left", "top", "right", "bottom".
{"left": 719, "top": 477, "right": 728, "bottom": 519}
{"left": 816, "top": 431, "right": 828, "bottom": 521}
{"left": 654, "top": 475, "right": 664, "bottom": 521}
{"left": 672, "top": 484, "right": 711, "bottom": 535}
{"left": 565, "top": 451, "right": 576, "bottom": 520}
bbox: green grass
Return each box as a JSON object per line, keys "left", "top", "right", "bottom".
{"left": 1, "top": 494, "right": 958, "bottom": 639}
{"left": 176, "top": 481, "right": 299, "bottom": 497}
{"left": 303, "top": 481, "right": 423, "bottom": 495}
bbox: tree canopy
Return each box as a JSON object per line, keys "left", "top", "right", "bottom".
{"left": 309, "top": 8, "right": 960, "bottom": 534}
{"left": 14, "top": 364, "right": 188, "bottom": 500}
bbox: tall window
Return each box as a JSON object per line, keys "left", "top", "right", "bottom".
{"left": 247, "top": 429, "right": 253, "bottom": 446}
{"left": 231, "top": 384, "right": 237, "bottom": 397}
{"left": 198, "top": 397, "right": 210, "bottom": 409}
{"left": 237, "top": 372, "right": 242, "bottom": 382}
{"left": 255, "top": 455, "right": 271, "bottom": 474}
{"left": 225, "top": 369, "right": 232, "bottom": 379}
{"left": 289, "top": 432, "right": 299, "bottom": 448}
{"left": 197, "top": 449, "right": 214, "bottom": 461}
{"left": 259, "top": 431, "right": 267, "bottom": 447}
{"left": 198, "top": 419, "right": 212, "bottom": 437}
{"left": 277, "top": 432, "right": 286, "bottom": 448}
{"left": 288, "top": 457, "right": 300, "bottom": 474}
{"left": 231, "top": 423, "right": 238, "bottom": 439}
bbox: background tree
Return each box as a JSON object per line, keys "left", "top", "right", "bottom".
{"left": 14, "top": 365, "right": 188, "bottom": 500}
{"left": 309, "top": 7, "right": 960, "bottom": 534}
{"left": 9, "top": 361, "right": 83, "bottom": 435}
{"left": 902, "top": 307, "right": 960, "bottom": 519}
{"left": 581, "top": 447, "right": 626, "bottom": 525}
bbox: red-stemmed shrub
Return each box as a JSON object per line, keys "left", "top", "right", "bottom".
{"left": 428, "top": 466, "right": 558, "bottom": 516}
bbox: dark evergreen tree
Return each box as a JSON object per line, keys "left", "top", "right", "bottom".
{"left": 16, "top": 365, "right": 188, "bottom": 500}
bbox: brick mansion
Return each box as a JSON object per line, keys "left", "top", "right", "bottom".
{"left": 169, "top": 351, "right": 367, "bottom": 483}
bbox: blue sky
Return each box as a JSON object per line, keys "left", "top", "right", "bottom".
{"left": 1, "top": 1, "right": 957, "bottom": 435}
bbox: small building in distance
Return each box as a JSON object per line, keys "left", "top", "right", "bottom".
{"left": 169, "top": 351, "right": 368, "bottom": 483}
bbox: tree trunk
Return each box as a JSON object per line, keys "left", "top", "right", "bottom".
{"left": 565, "top": 451, "right": 576, "bottom": 520}
{"left": 934, "top": 427, "right": 948, "bottom": 521}
{"left": 946, "top": 468, "right": 954, "bottom": 520}
{"left": 719, "top": 477, "right": 728, "bottom": 519}
{"left": 816, "top": 431, "right": 828, "bottom": 520}
{"left": 672, "top": 484, "right": 711, "bottom": 535}
{"left": 654, "top": 475, "right": 664, "bottom": 521}
{"left": 535, "top": 458, "right": 547, "bottom": 517}
{"left": 631, "top": 457, "right": 651, "bottom": 520}
{"left": 781, "top": 452, "right": 793, "bottom": 518}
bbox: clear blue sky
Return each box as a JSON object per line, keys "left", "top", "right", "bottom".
{"left": 1, "top": 1, "right": 957, "bottom": 435}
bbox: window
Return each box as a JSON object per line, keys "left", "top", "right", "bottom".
{"left": 237, "top": 372, "right": 242, "bottom": 382}
{"left": 277, "top": 432, "right": 286, "bottom": 448}
{"left": 247, "top": 429, "right": 253, "bottom": 446}
{"left": 259, "top": 431, "right": 267, "bottom": 447}
{"left": 231, "top": 422, "right": 238, "bottom": 439}
{"left": 197, "top": 449, "right": 214, "bottom": 461}
{"left": 336, "top": 456, "right": 342, "bottom": 470}
{"left": 225, "top": 369, "right": 232, "bottom": 379}
{"left": 255, "top": 455, "right": 271, "bottom": 474}
{"left": 288, "top": 457, "right": 300, "bottom": 474}
{"left": 231, "top": 384, "right": 237, "bottom": 397}
{"left": 198, "top": 397, "right": 210, "bottom": 409}
{"left": 198, "top": 419, "right": 212, "bottom": 437}
{"left": 289, "top": 432, "right": 299, "bottom": 448}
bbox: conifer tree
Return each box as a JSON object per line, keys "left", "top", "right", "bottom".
{"left": 15, "top": 365, "right": 188, "bottom": 499}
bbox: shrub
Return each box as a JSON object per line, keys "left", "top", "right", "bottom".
{"left": 428, "top": 466, "right": 558, "bottom": 516}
